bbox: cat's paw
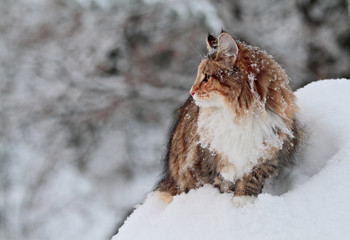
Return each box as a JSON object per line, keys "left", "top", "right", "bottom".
{"left": 152, "top": 191, "right": 173, "bottom": 204}
{"left": 232, "top": 195, "right": 256, "bottom": 207}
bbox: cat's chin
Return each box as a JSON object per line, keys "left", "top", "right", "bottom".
{"left": 194, "top": 99, "right": 220, "bottom": 108}
{"left": 193, "top": 94, "right": 224, "bottom": 108}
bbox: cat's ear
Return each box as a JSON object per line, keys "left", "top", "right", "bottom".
{"left": 206, "top": 33, "right": 218, "bottom": 52}
{"left": 217, "top": 32, "right": 239, "bottom": 66}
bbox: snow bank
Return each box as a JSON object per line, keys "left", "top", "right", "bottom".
{"left": 113, "top": 79, "right": 350, "bottom": 240}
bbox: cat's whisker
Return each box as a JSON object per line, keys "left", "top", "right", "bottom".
{"left": 186, "top": 41, "right": 205, "bottom": 59}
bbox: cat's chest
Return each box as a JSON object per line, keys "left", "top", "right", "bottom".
{"left": 197, "top": 107, "right": 287, "bottom": 181}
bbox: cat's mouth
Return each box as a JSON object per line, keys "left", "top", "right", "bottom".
{"left": 194, "top": 93, "right": 210, "bottom": 101}
{"left": 193, "top": 92, "right": 224, "bottom": 108}
{"left": 192, "top": 93, "right": 212, "bottom": 106}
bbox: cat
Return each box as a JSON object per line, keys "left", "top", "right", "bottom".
{"left": 155, "top": 31, "right": 303, "bottom": 206}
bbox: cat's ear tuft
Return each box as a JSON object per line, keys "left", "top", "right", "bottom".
{"left": 206, "top": 33, "right": 218, "bottom": 52}
{"left": 217, "top": 32, "right": 239, "bottom": 65}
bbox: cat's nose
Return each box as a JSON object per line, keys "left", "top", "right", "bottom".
{"left": 190, "top": 87, "right": 196, "bottom": 96}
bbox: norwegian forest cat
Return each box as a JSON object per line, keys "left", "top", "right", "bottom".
{"left": 155, "top": 32, "right": 303, "bottom": 206}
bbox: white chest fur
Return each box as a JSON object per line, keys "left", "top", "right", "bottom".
{"left": 197, "top": 107, "right": 290, "bottom": 181}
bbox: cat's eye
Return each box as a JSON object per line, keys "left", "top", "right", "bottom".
{"left": 202, "top": 73, "right": 210, "bottom": 83}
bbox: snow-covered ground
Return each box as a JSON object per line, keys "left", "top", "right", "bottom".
{"left": 114, "top": 79, "right": 350, "bottom": 240}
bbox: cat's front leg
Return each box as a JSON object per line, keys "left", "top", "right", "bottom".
{"left": 232, "top": 195, "right": 257, "bottom": 207}
{"left": 232, "top": 176, "right": 258, "bottom": 207}
{"left": 155, "top": 175, "right": 181, "bottom": 203}
{"left": 152, "top": 191, "right": 174, "bottom": 203}
{"left": 232, "top": 160, "right": 279, "bottom": 207}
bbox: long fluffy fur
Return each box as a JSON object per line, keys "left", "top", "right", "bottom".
{"left": 156, "top": 32, "right": 303, "bottom": 199}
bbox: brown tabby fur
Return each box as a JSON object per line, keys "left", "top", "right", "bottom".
{"left": 156, "top": 32, "right": 303, "bottom": 200}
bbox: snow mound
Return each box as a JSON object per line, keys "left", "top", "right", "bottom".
{"left": 113, "top": 79, "right": 350, "bottom": 240}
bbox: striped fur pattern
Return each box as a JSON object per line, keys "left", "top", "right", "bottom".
{"left": 156, "top": 32, "right": 303, "bottom": 201}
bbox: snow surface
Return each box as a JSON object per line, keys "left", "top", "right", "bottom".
{"left": 113, "top": 79, "right": 350, "bottom": 240}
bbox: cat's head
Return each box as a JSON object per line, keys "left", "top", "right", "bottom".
{"left": 190, "top": 32, "right": 257, "bottom": 113}
{"left": 190, "top": 32, "right": 296, "bottom": 121}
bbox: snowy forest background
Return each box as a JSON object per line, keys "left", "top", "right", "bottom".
{"left": 0, "top": 0, "right": 349, "bottom": 239}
